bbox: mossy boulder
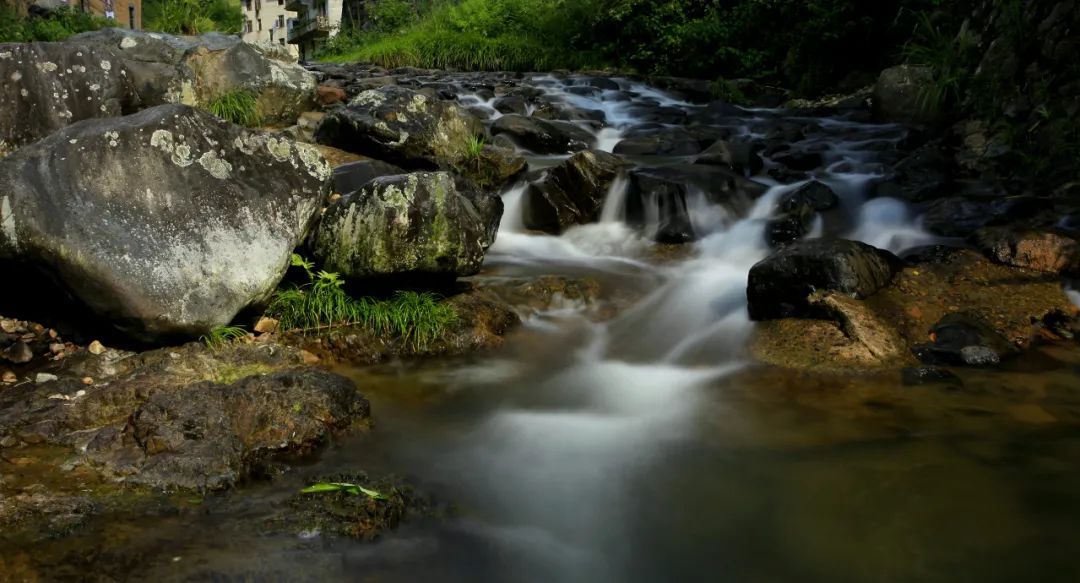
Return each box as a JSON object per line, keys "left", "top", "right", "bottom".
{"left": 0, "top": 104, "right": 330, "bottom": 343}
{"left": 308, "top": 172, "right": 502, "bottom": 281}
{"left": 314, "top": 86, "right": 485, "bottom": 170}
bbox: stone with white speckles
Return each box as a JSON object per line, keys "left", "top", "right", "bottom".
{"left": 0, "top": 104, "right": 331, "bottom": 343}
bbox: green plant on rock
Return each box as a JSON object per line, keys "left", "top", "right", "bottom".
{"left": 143, "top": 0, "right": 244, "bottom": 35}
{"left": 201, "top": 325, "right": 248, "bottom": 350}
{"left": 465, "top": 135, "right": 486, "bottom": 160}
{"left": 206, "top": 90, "right": 261, "bottom": 127}
{"left": 301, "top": 481, "right": 388, "bottom": 501}
{"left": 265, "top": 254, "right": 458, "bottom": 350}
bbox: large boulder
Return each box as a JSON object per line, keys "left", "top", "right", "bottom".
{"left": 747, "top": 239, "right": 899, "bottom": 320}
{"left": 0, "top": 42, "right": 140, "bottom": 156}
{"left": 523, "top": 150, "right": 627, "bottom": 233}
{"left": 308, "top": 172, "right": 502, "bottom": 281}
{"left": 490, "top": 114, "right": 595, "bottom": 154}
{"left": 872, "top": 65, "right": 939, "bottom": 125}
{"left": 0, "top": 104, "right": 330, "bottom": 342}
{"left": 68, "top": 28, "right": 317, "bottom": 123}
{"left": 971, "top": 226, "right": 1080, "bottom": 275}
{"left": 315, "top": 86, "right": 484, "bottom": 170}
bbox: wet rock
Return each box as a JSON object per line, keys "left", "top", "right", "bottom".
{"left": 694, "top": 140, "right": 763, "bottom": 175}
{"left": 901, "top": 366, "right": 963, "bottom": 387}
{"left": 911, "top": 313, "right": 1020, "bottom": 367}
{"left": 779, "top": 181, "right": 840, "bottom": 213}
{"left": 308, "top": 172, "right": 502, "bottom": 281}
{"left": 765, "top": 205, "right": 815, "bottom": 248}
{"left": 492, "top": 95, "right": 527, "bottom": 115}
{"left": 315, "top": 84, "right": 346, "bottom": 106}
{"left": 93, "top": 369, "right": 369, "bottom": 490}
{"left": 2, "top": 341, "right": 32, "bottom": 364}
{"left": 332, "top": 158, "right": 406, "bottom": 195}
{"left": 490, "top": 114, "right": 594, "bottom": 154}
{"left": 523, "top": 150, "right": 626, "bottom": 233}
{"left": 921, "top": 195, "right": 1040, "bottom": 238}
{"left": 465, "top": 144, "right": 527, "bottom": 188}
{"left": 747, "top": 239, "right": 898, "bottom": 320}
{"left": 901, "top": 245, "right": 970, "bottom": 265}
{"left": 270, "top": 471, "right": 433, "bottom": 541}
{"left": 315, "top": 86, "right": 484, "bottom": 171}
{"left": 971, "top": 227, "right": 1080, "bottom": 275}
{"left": 872, "top": 141, "right": 952, "bottom": 202}
{"left": 0, "top": 42, "right": 140, "bottom": 155}
{"left": 626, "top": 165, "right": 767, "bottom": 243}
{"left": 0, "top": 104, "right": 330, "bottom": 343}
{"left": 770, "top": 149, "right": 824, "bottom": 172}
{"left": 613, "top": 129, "right": 702, "bottom": 156}
{"left": 70, "top": 29, "right": 317, "bottom": 124}
{"left": 873, "top": 65, "right": 939, "bottom": 125}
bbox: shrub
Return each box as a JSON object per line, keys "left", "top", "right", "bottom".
{"left": 206, "top": 90, "right": 261, "bottom": 127}
{"left": 143, "top": 0, "right": 243, "bottom": 35}
{"left": 0, "top": 6, "right": 114, "bottom": 43}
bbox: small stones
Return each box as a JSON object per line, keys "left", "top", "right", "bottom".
{"left": 1, "top": 370, "right": 16, "bottom": 383}
{"left": 82, "top": 377, "right": 95, "bottom": 385}
{"left": 35, "top": 373, "right": 59, "bottom": 384}
{"left": 2, "top": 341, "right": 33, "bottom": 364}
{"left": 88, "top": 340, "right": 106, "bottom": 355}
{"left": 255, "top": 317, "right": 280, "bottom": 335}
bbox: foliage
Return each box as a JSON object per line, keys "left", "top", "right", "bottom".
{"left": 200, "top": 325, "right": 248, "bottom": 350}
{"left": 902, "top": 13, "right": 981, "bottom": 115}
{"left": 265, "top": 255, "right": 459, "bottom": 350}
{"left": 0, "top": 6, "right": 114, "bottom": 43}
{"left": 143, "top": 0, "right": 244, "bottom": 35}
{"left": 464, "top": 135, "right": 485, "bottom": 159}
{"left": 206, "top": 90, "right": 262, "bottom": 127}
{"left": 368, "top": 0, "right": 418, "bottom": 34}
{"left": 301, "top": 482, "right": 388, "bottom": 500}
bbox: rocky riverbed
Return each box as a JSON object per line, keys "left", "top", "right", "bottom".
{"left": 2, "top": 27, "right": 1080, "bottom": 582}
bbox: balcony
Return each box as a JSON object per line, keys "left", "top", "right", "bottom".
{"left": 284, "top": 0, "right": 308, "bottom": 12}
{"left": 287, "top": 16, "right": 334, "bottom": 43}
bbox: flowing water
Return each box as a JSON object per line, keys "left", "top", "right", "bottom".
{"left": 18, "top": 77, "right": 1080, "bottom": 582}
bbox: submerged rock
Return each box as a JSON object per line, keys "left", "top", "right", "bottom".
{"left": 0, "top": 42, "right": 140, "bottom": 156}
{"left": 308, "top": 172, "right": 502, "bottom": 281}
{"left": 315, "top": 86, "right": 484, "bottom": 171}
{"left": 901, "top": 366, "right": 963, "bottom": 387}
{"left": 523, "top": 150, "right": 627, "bottom": 233}
{"left": 69, "top": 29, "right": 317, "bottom": 123}
{"left": 747, "top": 239, "right": 898, "bottom": 320}
{"left": 0, "top": 104, "right": 330, "bottom": 343}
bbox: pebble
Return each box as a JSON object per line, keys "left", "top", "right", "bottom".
{"left": 301, "top": 350, "right": 321, "bottom": 364}
{"left": 255, "top": 317, "right": 280, "bottom": 334}
{"left": 35, "top": 373, "right": 59, "bottom": 384}
{"left": 2, "top": 341, "right": 33, "bottom": 364}
{"left": 1, "top": 370, "right": 16, "bottom": 384}
{"left": 0, "top": 319, "right": 16, "bottom": 334}
{"left": 82, "top": 376, "right": 94, "bottom": 385}
{"left": 88, "top": 340, "right": 106, "bottom": 355}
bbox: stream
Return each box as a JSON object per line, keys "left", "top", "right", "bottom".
{"left": 23, "top": 76, "right": 1080, "bottom": 582}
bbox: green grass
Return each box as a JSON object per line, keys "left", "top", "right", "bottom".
{"left": 206, "top": 90, "right": 261, "bottom": 127}
{"left": 200, "top": 325, "right": 248, "bottom": 350}
{"left": 0, "top": 6, "right": 114, "bottom": 42}
{"left": 465, "top": 135, "right": 486, "bottom": 159}
{"left": 143, "top": 0, "right": 243, "bottom": 35}
{"left": 902, "top": 12, "right": 981, "bottom": 115}
{"left": 265, "top": 255, "right": 459, "bottom": 350}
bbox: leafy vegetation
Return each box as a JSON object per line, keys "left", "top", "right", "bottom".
{"left": 266, "top": 255, "right": 458, "bottom": 350}
{"left": 200, "top": 325, "right": 249, "bottom": 350}
{"left": 143, "top": 0, "right": 244, "bottom": 35}
{"left": 902, "top": 13, "right": 981, "bottom": 115}
{"left": 301, "top": 482, "right": 388, "bottom": 501}
{"left": 0, "top": 6, "right": 114, "bottom": 43}
{"left": 206, "top": 90, "right": 262, "bottom": 127}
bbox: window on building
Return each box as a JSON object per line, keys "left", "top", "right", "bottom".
{"left": 277, "top": 15, "right": 284, "bottom": 28}
{"left": 279, "top": 38, "right": 285, "bottom": 46}
{"left": 277, "top": 0, "right": 283, "bottom": 5}
{"left": 243, "top": 0, "right": 251, "bottom": 10}
{"left": 128, "top": 5, "right": 136, "bottom": 29}
{"left": 257, "top": 19, "right": 262, "bottom": 31}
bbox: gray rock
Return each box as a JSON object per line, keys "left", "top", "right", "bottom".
{"left": 747, "top": 239, "right": 899, "bottom": 320}
{"left": 873, "top": 65, "right": 939, "bottom": 125}
{"left": 315, "top": 86, "right": 484, "bottom": 170}
{"left": 69, "top": 29, "right": 317, "bottom": 124}
{"left": 0, "top": 42, "right": 140, "bottom": 156}
{"left": 523, "top": 150, "right": 627, "bottom": 233}
{"left": 309, "top": 172, "right": 502, "bottom": 280}
{"left": 491, "top": 114, "right": 595, "bottom": 154}
{"left": 0, "top": 104, "right": 330, "bottom": 342}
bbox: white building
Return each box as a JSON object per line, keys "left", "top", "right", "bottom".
{"left": 286, "top": 0, "right": 344, "bottom": 62}
{"left": 241, "top": 0, "right": 299, "bottom": 58}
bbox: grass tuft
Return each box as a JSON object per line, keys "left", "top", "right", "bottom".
{"left": 206, "top": 90, "right": 261, "bottom": 127}
{"left": 265, "top": 255, "right": 458, "bottom": 350}
{"left": 201, "top": 325, "right": 248, "bottom": 350}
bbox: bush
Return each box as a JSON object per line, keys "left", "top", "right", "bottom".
{"left": 0, "top": 6, "right": 115, "bottom": 43}
{"left": 143, "top": 0, "right": 243, "bottom": 35}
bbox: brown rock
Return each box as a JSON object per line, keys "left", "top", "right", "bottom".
{"left": 255, "top": 317, "right": 280, "bottom": 335}
{"left": 2, "top": 342, "right": 33, "bottom": 364}
{"left": 1, "top": 370, "right": 16, "bottom": 383}
{"left": 972, "top": 227, "right": 1080, "bottom": 275}
{"left": 316, "top": 85, "right": 347, "bottom": 106}
{"left": 0, "top": 319, "right": 16, "bottom": 334}
{"left": 88, "top": 340, "right": 106, "bottom": 355}
{"left": 301, "top": 350, "right": 321, "bottom": 364}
